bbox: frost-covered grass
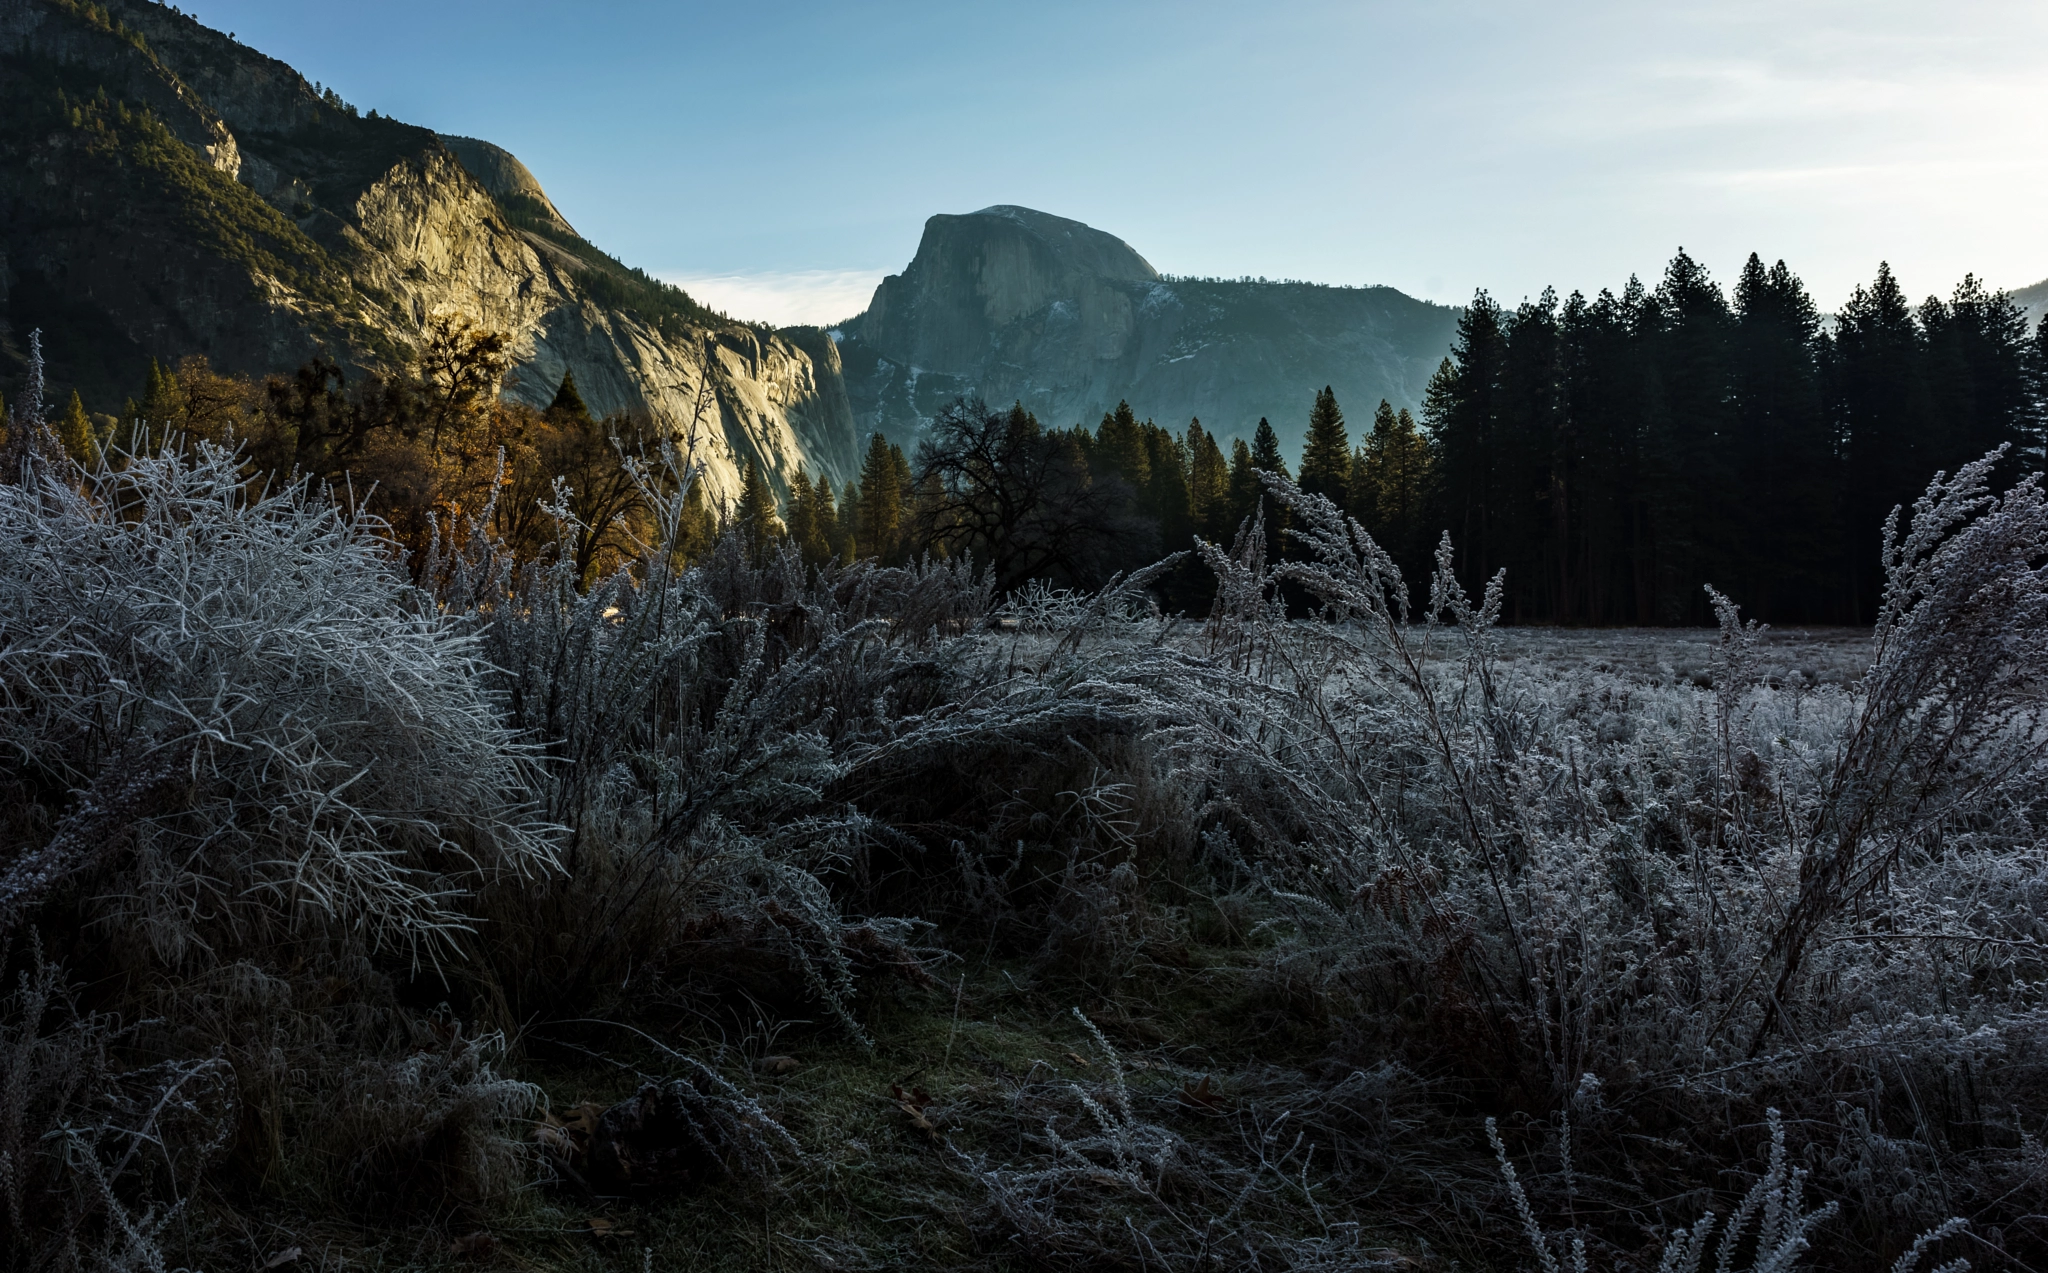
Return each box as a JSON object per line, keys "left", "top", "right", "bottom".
{"left": 1483, "top": 623, "right": 1873, "bottom": 689}
{"left": 1, "top": 400, "right": 2041, "bottom": 1271}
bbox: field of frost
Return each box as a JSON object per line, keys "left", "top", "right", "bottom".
{"left": 1, "top": 403, "right": 2043, "bottom": 1270}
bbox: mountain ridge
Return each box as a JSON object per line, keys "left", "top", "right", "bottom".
{"left": 2013, "top": 276, "right": 2048, "bottom": 330}
{"left": 4, "top": 1, "right": 1467, "bottom": 497}
{"left": 0, "top": 0, "right": 858, "bottom": 503}
{"left": 836, "top": 205, "right": 1462, "bottom": 454}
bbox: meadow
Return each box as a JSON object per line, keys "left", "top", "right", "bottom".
{"left": 2, "top": 422, "right": 2043, "bottom": 1272}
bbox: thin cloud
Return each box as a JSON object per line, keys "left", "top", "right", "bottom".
{"left": 662, "top": 269, "right": 885, "bottom": 328}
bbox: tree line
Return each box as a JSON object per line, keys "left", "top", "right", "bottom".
{"left": 830, "top": 251, "right": 2047, "bottom": 626}
{"left": 1428, "top": 253, "right": 2048, "bottom": 624}
{"left": 10, "top": 249, "right": 2040, "bottom": 626}
{"left": 0, "top": 314, "right": 715, "bottom": 584}
{"left": 758, "top": 390, "right": 1429, "bottom": 611}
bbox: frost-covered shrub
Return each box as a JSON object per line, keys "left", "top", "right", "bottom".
{"left": 0, "top": 439, "right": 559, "bottom": 1241}
{"left": 325, "top": 1020, "right": 538, "bottom": 1218}
{"left": 1194, "top": 461, "right": 2048, "bottom": 1265}
{"left": 0, "top": 944, "right": 235, "bottom": 1273}
{"left": 0, "top": 442, "right": 557, "bottom": 957}
{"left": 428, "top": 453, "right": 972, "bottom": 1038}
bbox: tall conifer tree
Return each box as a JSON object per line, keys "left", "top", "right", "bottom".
{"left": 1142, "top": 423, "right": 1192, "bottom": 553}
{"left": 1234, "top": 420, "right": 1290, "bottom": 558}
{"left": 1225, "top": 437, "right": 1261, "bottom": 532}
{"left": 547, "top": 369, "right": 591, "bottom": 421}
{"left": 54, "top": 389, "right": 97, "bottom": 463}
{"left": 1095, "top": 401, "right": 1151, "bottom": 490}
{"left": 1832, "top": 262, "right": 1928, "bottom": 618}
{"left": 735, "top": 456, "right": 784, "bottom": 561}
{"left": 1297, "top": 386, "right": 1350, "bottom": 508}
{"left": 857, "top": 432, "right": 906, "bottom": 563}
{"left": 1730, "top": 253, "right": 1834, "bottom": 619}
{"left": 805, "top": 475, "right": 838, "bottom": 565}
{"left": 1185, "top": 419, "right": 1230, "bottom": 541}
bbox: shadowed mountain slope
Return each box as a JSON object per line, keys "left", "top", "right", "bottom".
{"left": 0, "top": 0, "right": 858, "bottom": 502}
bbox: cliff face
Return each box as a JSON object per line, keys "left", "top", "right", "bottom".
{"left": 839, "top": 206, "right": 1462, "bottom": 455}
{"left": 0, "top": 0, "right": 858, "bottom": 503}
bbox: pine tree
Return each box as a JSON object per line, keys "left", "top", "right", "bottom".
{"left": 807, "top": 475, "right": 838, "bottom": 565}
{"left": 1184, "top": 419, "right": 1230, "bottom": 541}
{"left": 736, "top": 456, "right": 784, "bottom": 561}
{"left": 1920, "top": 274, "right": 2034, "bottom": 474}
{"left": 1095, "top": 400, "right": 1150, "bottom": 490}
{"left": 1297, "top": 386, "right": 1350, "bottom": 508}
{"left": 889, "top": 443, "right": 916, "bottom": 555}
{"left": 1347, "top": 401, "right": 1394, "bottom": 527}
{"left": 1427, "top": 295, "right": 1514, "bottom": 607}
{"left": 1348, "top": 400, "right": 1435, "bottom": 585}
{"left": 1226, "top": 437, "right": 1261, "bottom": 531}
{"left": 785, "top": 467, "right": 818, "bottom": 561}
{"left": 54, "top": 389, "right": 97, "bottom": 463}
{"left": 782, "top": 469, "right": 835, "bottom": 567}
{"left": 1833, "top": 261, "right": 1928, "bottom": 619}
{"left": 1142, "top": 422, "right": 1192, "bottom": 554}
{"left": 1730, "top": 253, "right": 1835, "bottom": 620}
{"left": 1249, "top": 417, "right": 1289, "bottom": 479}
{"left": 675, "top": 476, "right": 719, "bottom": 563}
{"left": 835, "top": 479, "right": 862, "bottom": 560}
{"left": 547, "top": 369, "right": 591, "bottom": 422}
{"left": 127, "top": 357, "right": 183, "bottom": 445}
{"left": 2028, "top": 315, "right": 2048, "bottom": 463}
{"left": 856, "top": 432, "right": 905, "bottom": 563}
{"left": 1633, "top": 250, "right": 1739, "bottom": 625}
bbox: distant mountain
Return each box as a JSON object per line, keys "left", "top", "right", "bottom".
{"left": 0, "top": 0, "right": 859, "bottom": 502}
{"left": 2012, "top": 277, "right": 2048, "bottom": 331}
{"left": 835, "top": 206, "right": 1463, "bottom": 454}
{"left": 0, "top": 1, "right": 1464, "bottom": 499}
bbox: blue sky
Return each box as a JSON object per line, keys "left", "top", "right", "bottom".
{"left": 184, "top": 0, "right": 2048, "bottom": 325}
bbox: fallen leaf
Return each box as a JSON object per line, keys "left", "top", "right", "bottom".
{"left": 584, "top": 1216, "right": 634, "bottom": 1239}
{"left": 258, "top": 1248, "right": 302, "bottom": 1272}
{"left": 450, "top": 1232, "right": 496, "bottom": 1259}
{"left": 1062, "top": 1051, "right": 1091, "bottom": 1069}
{"left": 755, "top": 1055, "right": 801, "bottom": 1076}
{"left": 1179, "top": 1075, "right": 1227, "bottom": 1112}
{"left": 563, "top": 1101, "right": 605, "bottom": 1137}
{"left": 898, "top": 1101, "right": 937, "bottom": 1137}
{"left": 889, "top": 1083, "right": 933, "bottom": 1110}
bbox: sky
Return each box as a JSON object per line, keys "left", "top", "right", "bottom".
{"left": 181, "top": 0, "right": 2048, "bottom": 327}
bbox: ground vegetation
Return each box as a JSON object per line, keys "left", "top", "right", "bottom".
{"left": 3, "top": 314, "right": 2044, "bottom": 1270}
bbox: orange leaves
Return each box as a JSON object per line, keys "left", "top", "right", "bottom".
{"left": 891, "top": 1083, "right": 939, "bottom": 1141}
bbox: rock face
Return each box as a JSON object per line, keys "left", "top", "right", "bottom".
{"left": 436, "top": 135, "right": 577, "bottom": 237}
{"left": 0, "top": 0, "right": 858, "bottom": 504}
{"left": 838, "top": 206, "right": 1463, "bottom": 455}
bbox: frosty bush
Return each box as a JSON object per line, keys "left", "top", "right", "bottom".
{"left": 0, "top": 439, "right": 559, "bottom": 1248}
{"left": 0, "top": 941, "right": 236, "bottom": 1273}
{"left": 0, "top": 442, "right": 557, "bottom": 956}
{"left": 1191, "top": 462, "right": 2048, "bottom": 1265}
